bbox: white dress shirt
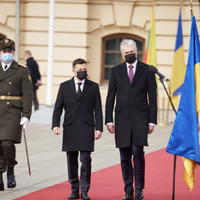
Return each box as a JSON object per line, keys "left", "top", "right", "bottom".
{"left": 1, "top": 60, "right": 13, "bottom": 71}
{"left": 126, "top": 59, "right": 137, "bottom": 76}
{"left": 74, "top": 77, "right": 85, "bottom": 92}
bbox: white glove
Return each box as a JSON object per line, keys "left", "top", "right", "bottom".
{"left": 20, "top": 117, "right": 29, "bottom": 129}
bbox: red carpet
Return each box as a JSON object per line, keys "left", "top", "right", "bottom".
{"left": 15, "top": 148, "right": 200, "bottom": 200}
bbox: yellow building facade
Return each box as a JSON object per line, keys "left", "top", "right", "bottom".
{"left": 0, "top": 0, "right": 199, "bottom": 106}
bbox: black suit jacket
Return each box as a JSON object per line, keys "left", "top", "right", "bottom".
{"left": 52, "top": 78, "right": 103, "bottom": 152}
{"left": 26, "top": 57, "right": 41, "bottom": 91}
{"left": 105, "top": 60, "right": 157, "bottom": 148}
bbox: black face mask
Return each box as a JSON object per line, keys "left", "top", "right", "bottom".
{"left": 76, "top": 71, "right": 87, "bottom": 80}
{"left": 124, "top": 53, "right": 136, "bottom": 64}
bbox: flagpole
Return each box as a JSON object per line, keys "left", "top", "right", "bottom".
{"left": 170, "top": 5, "right": 184, "bottom": 200}
{"left": 171, "top": 155, "right": 177, "bottom": 200}
{"left": 158, "top": 76, "right": 177, "bottom": 200}
{"left": 170, "top": 5, "right": 183, "bottom": 199}
{"left": 190, "top": 0, "right": 194, "bottom": 17}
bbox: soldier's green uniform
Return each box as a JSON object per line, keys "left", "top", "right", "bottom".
{"left": 0, "top": 38, "right": 32, "bottom": 190}
{"left": 0, "top": 61, "right": 32, "bottom": 143}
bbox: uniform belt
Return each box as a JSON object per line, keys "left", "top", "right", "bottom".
{"left": 0, "top": 96, "right": 22, "bottom": 100}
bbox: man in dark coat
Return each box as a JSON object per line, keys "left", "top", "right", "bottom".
{"left": 105, "top": 39, "right": 157, "bottom": 200}
{"left": 24, "top": 50, "right": 41, "bottom": 111}
{"left": 52, "top": 58, "right": 103, "bottom": 200}
{"left": 0, "top": 38, "right": 32, "bottom": 190}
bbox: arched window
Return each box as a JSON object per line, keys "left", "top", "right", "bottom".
{"left": 0, "top": 33, "right": 6, "bottom": 41}
{"left": 101, "top": 34, "right": 144, "bottom": 84}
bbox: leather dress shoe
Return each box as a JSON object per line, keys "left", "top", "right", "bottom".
{"left": 135, "top": 189, "right": 144, "bottom": 200}
{"left": 122, "top": 193, "right": 133, "bottom": 200}
{"left": 81, "top": 192, "right": 90, "bottom": 200}
{"left": 7, "top": 174, "right": 16, "bottom": 189}
{"left": 68, "top": 192, "right": 79, "bottom": 199}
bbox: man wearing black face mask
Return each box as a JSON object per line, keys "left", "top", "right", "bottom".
{"left": 105, "top": 39, "right": 157, "bottom": 200}
{"left": 52, "top": 58, "right": 103, "bottom": 200}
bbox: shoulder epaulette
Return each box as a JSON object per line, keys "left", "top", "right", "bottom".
{"left": 18, "top": 63, "right": 27, "bottom": 68}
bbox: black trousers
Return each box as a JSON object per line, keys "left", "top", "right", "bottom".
{"left": 33, "top": 90, "right": 39, "bottom": 111}
{"left": 0, "top": 141, "right": 17, "bottom": 172}
{"left": 66, "top": 151, "right": 91, "bottom": 193}
{"left": 119, "top": 145, "right": 145, "bottom": 195}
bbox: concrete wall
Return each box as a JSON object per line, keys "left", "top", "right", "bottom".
{"left": 0, "top": 0, "right": 200, "bottom": 107}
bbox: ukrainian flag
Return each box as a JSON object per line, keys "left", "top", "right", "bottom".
{"left": 170, "top": 9, "right": 185, "bottom": 107}
{"left": 166, "top": 16, "right": 200, "bottom": 191}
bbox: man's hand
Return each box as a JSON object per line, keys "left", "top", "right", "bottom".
{"left": 35, "top": 80, "right": 42, "bottom": 87}
{"left": 148, "top": 125, "right": 154, "bottom": 134}
{"left": 107, "top": 124, "right": 115, "bottom": 134}
{"left": 53, "top": 127, "right": 60, "bottom": 135}
{"left": 95, "top": 130, "right": 102, "bottom": 140}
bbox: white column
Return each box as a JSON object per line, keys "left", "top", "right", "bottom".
{"left": 46, "top": 0, "right": 55, "bottom": 106}
{"left": 15, "top": 0, "right": 20, "bottom": 62}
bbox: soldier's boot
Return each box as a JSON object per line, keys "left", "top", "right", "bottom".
{"left": 7, "top": 167, "right": 16, "bottom": 189}
{"left": 0, "top": 172, "right": 4, "bottom": 191}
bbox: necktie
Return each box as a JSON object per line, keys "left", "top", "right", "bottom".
{"left": 77, "top": 82, "right": 82, "bottom": 98}
{"left": 128, "top": 65, "right": 134, "bottom": 83}
{"left": 4, "top": 65, "right": 8, "bottom": 70}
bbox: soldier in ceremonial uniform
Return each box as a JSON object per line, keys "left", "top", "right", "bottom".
{"left": 0, "top": 38, "right": 32, "bottom": 190}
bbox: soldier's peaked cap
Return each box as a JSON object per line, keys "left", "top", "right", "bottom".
{"left": 0, "top": 38, "right": 15, "bottom": 51}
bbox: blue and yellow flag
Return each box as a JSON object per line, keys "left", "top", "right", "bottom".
{"left": 170, "top": 9, "right": 185, "bottom": 107}
{"left": 166, "top": 16, "right": 200, "bottom": 191}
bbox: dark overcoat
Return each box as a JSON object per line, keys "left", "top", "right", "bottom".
{"left": 0, "top": 60, "right": 32, "bottom": 143}
{"left": 26, "top": 57, "right": 41, "bottom": 91}
{"left": 52, "top": 78, "right": 103, "bottom": 152}
{"left": 105, "top": 60, "right": 157, "bottom": 148}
